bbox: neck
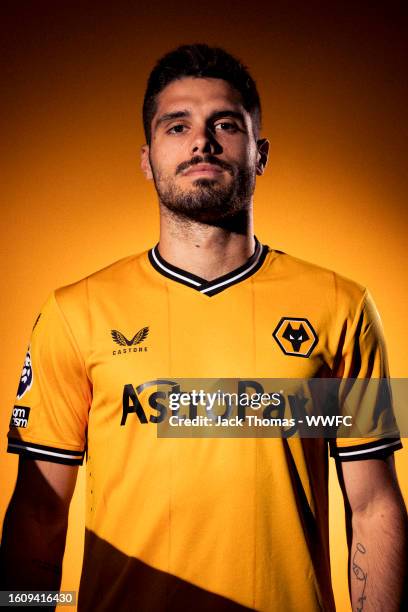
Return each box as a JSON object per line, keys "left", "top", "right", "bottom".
{"left": 158, "top": 205, "right": 256, "bottom": 281}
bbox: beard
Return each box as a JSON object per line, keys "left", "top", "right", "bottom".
{"left": 151, "top": 156, "right": 256, "bottom": 224}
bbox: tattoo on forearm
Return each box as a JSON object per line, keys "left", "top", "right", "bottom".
{"left": 352, "top": 543, "right": 367, "bottom": 611}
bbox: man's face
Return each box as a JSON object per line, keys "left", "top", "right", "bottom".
{"left": 141, "top": 77, "right": 266, "bottom": 224}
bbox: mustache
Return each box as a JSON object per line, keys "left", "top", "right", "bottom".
{"left": 176, "top": 155, "right": 234, "bottom": 176}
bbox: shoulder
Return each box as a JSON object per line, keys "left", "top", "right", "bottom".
{"left": 262, "top": 248, "right": 368, "bottom": 314}
{"left": 54, "top": 251, "right": 147, "bottom": 310}
{"left": 38, "top": 251, "right": 149, "bottom": 350}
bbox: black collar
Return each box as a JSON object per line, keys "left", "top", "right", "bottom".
{"left": 148, "top": 237, "right": 269, "bottom": 297}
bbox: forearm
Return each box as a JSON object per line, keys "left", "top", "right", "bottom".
{"left": 349, "top": 501, "right": 408, "bottom": 612}
{"left": 0, "top": 495, "right": 68, "bottom": 591}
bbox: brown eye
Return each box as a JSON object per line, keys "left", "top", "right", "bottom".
{"left": 214, "top": 122, "right": 238, "bottom": 132}
{"left": 167, "top": 124, "right": 187, "bottom": 134}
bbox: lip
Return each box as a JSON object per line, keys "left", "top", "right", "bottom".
{"left": 183, "top": 164, "right": 224, "bottom": 176}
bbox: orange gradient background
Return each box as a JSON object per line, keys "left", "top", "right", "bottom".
{"left": 1, "top": 3, "right": 407, "bottom": 611}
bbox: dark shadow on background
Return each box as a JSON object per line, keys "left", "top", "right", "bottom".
{"left": 79, "top": 529, "right": 255, "bottom": 611}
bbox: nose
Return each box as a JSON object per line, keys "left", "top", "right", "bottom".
{"left": 190, "top": 126, "right": 221, "bottom": 155}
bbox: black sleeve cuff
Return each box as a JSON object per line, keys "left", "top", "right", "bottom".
{"left": 330, "top": 437, "right": 403, "bottom": 462}
{"left": 7, "top": 438, "right": 85, "bottom": 466}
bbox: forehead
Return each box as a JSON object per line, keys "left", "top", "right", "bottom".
{"left": 154, "top": 77, "right": 245, "bottom": 117}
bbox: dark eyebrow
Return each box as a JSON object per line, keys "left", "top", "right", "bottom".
{"left": 155, "top": 110, "right": 191, "bottom": 129}
{"left": 209, "top": 110, "right": 245, "bottom": 124}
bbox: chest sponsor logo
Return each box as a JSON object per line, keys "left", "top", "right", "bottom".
{"left": 10, "top": 405, "right": 30, "bottom": 428}
{"left": 120, "top": 379, "right": 302, "bottom": 433}
{"left": 272, "top": 317, "right": 318, "bottom": 358}
{"left": 16, "top": 348, "right": 33, "bottom": 399}
{"left": 111, "top": 326, "right": 149, "bottom": 355}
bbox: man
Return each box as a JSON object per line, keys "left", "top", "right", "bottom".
{"left": 1, "top": 44, "right": 407, "bottom": 611}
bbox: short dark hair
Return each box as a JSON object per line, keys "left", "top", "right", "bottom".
{"left": 143, "top": 44, "right": 261, "bottom": 144}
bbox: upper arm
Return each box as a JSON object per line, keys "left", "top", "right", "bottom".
{"left": 0, "top": 459, "right": 78, "bottom": 590}
{"left": 12, "top": 457, "right": 78, "bottom": 516}
{"left": 339, "top": 455, "right": 406, "bottom": 516}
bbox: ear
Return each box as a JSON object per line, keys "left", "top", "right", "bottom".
{"left": 140, "top": 145, "right": 153, "bottom": 180}
{"left": 256, "top": 138, "right": 270, "bottom": 176}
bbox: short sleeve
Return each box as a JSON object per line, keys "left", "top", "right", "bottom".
{"left": 7, "top": 292, "right": 91, "bottom": 465}
{"left": 329, "top": 289, "right": 402, "bottom": 462}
